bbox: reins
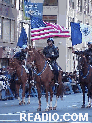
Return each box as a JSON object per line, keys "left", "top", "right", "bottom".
{"left": 28, "top": 49, "right": 48, "bottom": 77}
{"left": 80, "top": 65, "right": 90, "bottom": 79}
{"left": 79, "top": 56, "right": 90, "bottom": 79}
{"left": 33, "top": 61, "right": 47, "bottom": 76}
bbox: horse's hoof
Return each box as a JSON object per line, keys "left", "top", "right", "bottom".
{"left": 49, "top": 107, "right": 53, "bottom": 110}
{"left": 37, "top": 108, "right": 41, "bottom": 111}
{"left": 53, "top": 107, "right": 57, "bottom": 110}
{"left": 61, "top": 97, "right": 63, "bottom": 100}
{"left": 81, "top": 105, "right": 85, "bottom": 108}
{"left": 27, "top": 102, "right": 30, "bottom": 104}
{"left": 86, "top": 105, "right": 91, "bottom": 108}
{"left": 19, "top": 102, "right": 22, "bottom": 105}
{"left": 45, "top": 108, "right": 49, "bottom": 111}
{"left": 23, "top": 102, "right": 25, "bottom": 105}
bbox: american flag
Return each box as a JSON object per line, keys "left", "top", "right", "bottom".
{"left": 31, "top": 16, "right": 70, "bottom": 41}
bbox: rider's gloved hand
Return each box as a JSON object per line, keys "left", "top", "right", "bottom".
{"left": 47, "top": 58, "right": 51, "bottom": 61}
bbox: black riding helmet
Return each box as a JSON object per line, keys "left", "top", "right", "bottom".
{"left": 87, "top": 42, "right": 92, "bottom": 46}
{"left": 47, "top": 38, "right": 54, "bottom": 44}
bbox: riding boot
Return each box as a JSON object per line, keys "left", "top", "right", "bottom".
{"left": 55, "top": 74, "right": 59, "bottom": 86}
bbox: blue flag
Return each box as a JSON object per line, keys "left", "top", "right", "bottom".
{"left": 24, "top": 0, "right": 43, "bottom": 19}
{"left": 17, "top": 27, "right": 27, "bottom": 48}
{"left": 71, "top": 22, "right": 82, "bottom": 46}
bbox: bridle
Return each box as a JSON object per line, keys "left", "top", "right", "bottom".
{"left": 27, "top": 50, "right": 47, "bottom": 76}
{"left": 79, "top": 55, "right": 90, "bottom": 79}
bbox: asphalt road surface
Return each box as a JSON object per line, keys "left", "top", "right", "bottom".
{"left": 0, "top": 93, "right": 92, "bottom": 123}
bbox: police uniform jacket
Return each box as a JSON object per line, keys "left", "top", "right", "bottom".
{"left": 43, "top": 44, "right": 59, "bottom": 62}
{"left": 74, "top": 48, "right": 92, "bottom": 64}
{"left": 14, "top": 50, "right": 26, "bottom": 61}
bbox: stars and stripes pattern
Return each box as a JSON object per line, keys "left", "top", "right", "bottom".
{"left": 31, "top": 16, "right": 70, "bottom": 41}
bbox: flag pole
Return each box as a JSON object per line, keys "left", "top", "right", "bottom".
{"left": 28, "top": 10, "right": 34, "bottom": 47}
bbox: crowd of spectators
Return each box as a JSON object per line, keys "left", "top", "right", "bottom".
{"left": 62, "top": 71, "right": 83, "bottom": 94}
{"left": 62, "top": 71, "right": 79, "bottom": 83}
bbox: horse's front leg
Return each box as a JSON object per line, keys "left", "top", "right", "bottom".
{"left": 86, "top": 87, "right": 92, "bottom": 108}
{"left": 49, "top": 86, "right": 53, "bottom": 110}
{"left": 27, "top": 83, "right": 31, "bottom": 104}
{"left": 22, "top": 83, "right": 26, "bottom": 105}
{"left": 45, "top": 86, "right": 49, "bottom": 111}
{"left": 53, "top": 96, "right": 58, "bottom": 110}
{"left": 27, "top": 76, "right": 32, "bottom": 104}
{"left": 81, "top": 84, "right": 85, "bottom": 108}
{"left": 16, "top": 84, "right": 21, "bottom": 105}
{"left": 37, "top": 84, "right": 41, "bottom": 111}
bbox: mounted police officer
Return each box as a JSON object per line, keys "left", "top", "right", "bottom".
{"left": 14, "top": 45, "right": 28, "bottom": 64}
{"left": 72, "top": 42, "right": 92, "bottom": 65}
{"left": 43, "top": 37, "right": 59, "bottom": 85}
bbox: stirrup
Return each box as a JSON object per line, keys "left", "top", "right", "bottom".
{"left": 55, "top": 82, "right": 59, "bottom": 86}
{"left": 30, "top": 80, "right": 35, "bottom": 86}
{"left": 31, "top": 80, "right": 34, "bottom": 83}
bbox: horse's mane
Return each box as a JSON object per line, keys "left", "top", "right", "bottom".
{"left": 29, "top": 47, "right": 46, "bottom": 60}
{"left": 37, "top": 49, "right": 46, "bottom": 60}
{"left": 81, "top": 54, "right": 88, "bottom": 63}
{"left": 10, "top": 57, "right": 21, "bottom": 66}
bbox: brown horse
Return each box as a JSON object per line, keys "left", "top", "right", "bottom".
{"left": 26, "top": 47, "right": 64, "bottom": 111}
{"left": 9, "top": 58, "right": 32, "bottom": 105}
{"left": 78, "top": 54, "right": 92, "bottom": 108}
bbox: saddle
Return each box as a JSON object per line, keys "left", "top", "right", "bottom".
{"left": 47, "top": 61, "right": 61, "bottom": 71}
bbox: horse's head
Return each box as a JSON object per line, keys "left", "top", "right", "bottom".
{"left": 9, "top": 58, "right": 15, "bottom": 67}
{"left": 8, "top": 58, "right": 16, "bottom": 74}
{"left": 78, "top": 54, "right": 87, "bottom": 70}
{"left": 9, "top": 57, "right": 21, "bottom": 68}
{"left": 27, "top": 47, "right": 36, "bottom": 66}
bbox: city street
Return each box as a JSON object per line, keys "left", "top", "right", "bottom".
{"left": 0, "top": 93, "right": 92, "bottom": 123}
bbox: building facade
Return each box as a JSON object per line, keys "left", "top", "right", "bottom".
{"left": 0, "top": 0, "right": 17, "bottom": 68}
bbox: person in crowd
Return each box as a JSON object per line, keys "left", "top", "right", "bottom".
{"left": 67, "top": 75, "right": 72, "bottom": 83}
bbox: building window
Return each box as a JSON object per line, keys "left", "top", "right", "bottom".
{"left": 69, "top": 0, "right": 74, "bottom": 9}
{"left": 11, "top": 20, "right": 15, "bottom": 42}
{"left": 19, "top": 0, "right": 23, "bottom": 10}
{"left": 3, "top": 18, "right": 10, "bottom": 42}
{"left": 3, "top": 0, "right": 10, "bottom": 4}
{"left": 87, "top": 0, "right": 89, "bottom": 14}
{"left": 84, "top": 0, "right": 89, "bottom": 15}
{"left": 0, "top": 17, "right": 1, "bottom": 39}
{"left": 43, "top": 0, "right": 58, "bottom": 6}
{"left": 11, "top": 0, "right": 16, "bottom": 6}
{"left": 78, "top": 0, "right": 82, "bottom": 12}
{"left": 68, "top": 17, "right": 74, "bottom": 29}
{"left": 43, "top": 15, "right": 57, "bottom": 24}
{"left": 11, "top": 0, "right": 14, "bottom": 5}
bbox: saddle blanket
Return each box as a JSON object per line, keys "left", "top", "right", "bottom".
{"left": 48, "top": 63, "right": 60, "bottom": 71}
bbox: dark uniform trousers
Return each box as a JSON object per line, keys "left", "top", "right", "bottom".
{"left": 51, "top": 61, "right": 59, "bottom": 81}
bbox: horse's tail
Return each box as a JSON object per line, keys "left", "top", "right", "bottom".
{"left": 56, "top": 70, "right": 64, "bottom": 98}
{"left": 57, "top": 82, "right": 64, "bottom": 98}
